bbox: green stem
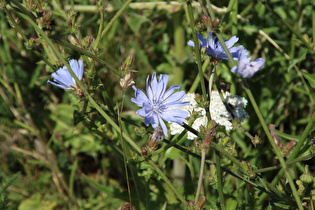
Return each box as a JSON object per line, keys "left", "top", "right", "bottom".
{"left": 252, "top": 154, "right": 314, "bottom": 174}
{"left": 51, "top": 37, "right": 121, "bottom": 77}
{"left": 208, "top": 66, "right": 216, "bottom": 100}
{"left": 215, "top": 151, "right": 225, "bottom": 210}
{"left": 288, "top": 110, "right": 315, "bottom": 162}
{"left": 117, "top": 95, "right": 133, "bottom": 206}
{"left": 182, "top": 124, "right": 245, "bottom": 171}
{"left": 204, "top": 0, "right": 236, "bottom": 68}
{"left": 3, "top": 6, "right": 55, "bottom": 70}
{"left": 211, "top": 141, "right": 243, "bottom": 169}
{"left": 259, "top": 109, "right": 315, "bottom": 203}
{"left": 243, "top": 83, "right": 303, "bottom": 210}
{"left": 151, "top": 131, "right": 188, "bottom": 157}
{"left": 194, "top": 149, "right": 206, "bottom": 204}
{"left": 313, "top": 0, "right": 315, "bottom": 45}
{"left": 215, "top": 33, "right": 236, "bottom": 67}
{"left": 100, "top": 0, "right": 132, "bottom": 38}
{"left": 9, "top": 0, "right": 120, "bottom": 76}
{"left": 8, "top": 0, "right": 37, "bottom": 22}
{"left": 205, "top": 0, "right": 216, "bottom": 21}
{"left": 186, "top": 1, "right": 208, "bottom": 101}
{"left": 16, "top": 9, "right": 141, "bottom": 155}
{"left": 189, "top": 57, "right": 210, "bottom": 93}
{"left": 92, "top": 4, "right": 105, "bottom": 49}
{"left": 147, "top": 159, "right": 189, "bottom": 207}
{"left": 172, "top": 11, "right": 185, "bottom": 84}
{"left": 261, "top": 0, "right": 312, "bottom": 50}
{"left": 258, "top": 30, "right": 314, "bottom": 104}
{"left": 230, "top": 0, "right": 238, "bottom": 35}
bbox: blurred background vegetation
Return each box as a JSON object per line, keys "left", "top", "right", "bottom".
{"left": 0, "top": 0, "right": 314, "bottom": 209}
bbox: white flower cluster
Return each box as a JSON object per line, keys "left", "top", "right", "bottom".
{"left": 169, "top": 93, "right": 208, "bottom": 140}
{"left": 210, "top": 91, "right": 249, "bottom": 130}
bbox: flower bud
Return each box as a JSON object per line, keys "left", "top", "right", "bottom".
{"left": 300, "top": 165, "right": 313, "bottom": 184}
{"left": 68, "top": 35, "right": 82, "bottom": 47}
{"left": 120, "top": 73, "right": 135, "bottom": 89}
{"left": 251, "top": 135, "right": 262, "bottom": 147}
{"left": 148, "top": 126, "right": 164, "bottom": 149}
{"left": 83, "top": 35, "right": 95, "bottom": 48}
{"left": 37, "top": 10, "right": 52, "bottom": 29}
{"left": 296, "top": 180, "right": 304, "bottom": 196}
{"left": 196, "top": 196, "right": 206, "bottom": 208}
{"left": 141, "top": 146, "right": 148, "bottom": 156}
{"left": 212, "top": 18, "right": 220, "bottom": 29}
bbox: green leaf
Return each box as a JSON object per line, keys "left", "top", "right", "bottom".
{"left": 243, "top": 25, "right": 258, "bottom": 35}
{"left": 126, "top": 13, "right": 150, "bottom": 34}
{"left": 301, "top": 71, "right": 315, "bottom": 88}
{"left": 288, "top": 48, "right": 307, "bottom": 71}
{"left": 272, "top": 201, "right": 291, "bottom": 209}
{"left": 275, "top": 130, "right": 299, "bottom": 141}
{"left": 18, "top": 193, "right": 57, "bottom": 210}
{"left": 73, "top": 110, "right": 85, "bottom": 126}
{"left": 83, "top": 175, "right": 127, "bottom": 201}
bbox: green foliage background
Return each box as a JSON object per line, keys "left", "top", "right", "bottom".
{"left": 0, "top": 0, "right": 314, "bottom": 209}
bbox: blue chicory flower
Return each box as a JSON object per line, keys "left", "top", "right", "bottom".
{"left": 231, "top": 49, "right": 265, "bottom": 78}
{"left": 47, "top": 59, "right": 84, "bottom": 89}
{"left": 131, "top": 73, "right": 190, "bottom": 137}
{"left": 187, "top": 32, "right": 244, "bottom": 60}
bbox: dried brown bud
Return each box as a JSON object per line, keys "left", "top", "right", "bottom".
{"left": 68, "top": 35, "right": 82, "bottom": 47}
{"left": 118, "top": 202, "right": 135, "bottom": 210}
{"left": 212, "top": 18, "right": 220, "bottom": 29}
{"left": 148, "top": 126, "right": 164, "bottom": 149}
{"left": 282, "top": 140, "right": 297, "bottom": 155}
{"left": 120, "top": 73, "right": 135, "bottom": 89}
{"left": 202, "top": 15, "right": 209, "bottom": 22}
{"left": 196, "top": 196, "right": 206, "bottom": 208}
{"left": 141, "top": 146, "right": 148, "bottom": 156}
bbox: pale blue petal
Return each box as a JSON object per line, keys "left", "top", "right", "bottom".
{"left": 230, "top": 45, "right": 245, "bottom": 60}
{"left": 50, "top": 70, "right": 73, "bottom": 88}
{"left": 225, "top": 36, "right": 239, "bottom": 48}
{"left": 131, "top": 86, "right": 149, "bottom": 107}
{"left": 48, "top": 59, "right": 84, "bottom": 90}
{"left": 167, "top": 101, "right": 190, "bottom": 108}
{"left": 198, "top": 33, "right": 208, "bottom": 48}
{"left": 47, "top": 80, "right": 72, "bottom": 89}
{"left": 69, "top": 59, "right": 84, "bottom": 80}
{"left": 190, "top": 32, "right": 242, "bottom": 60}
{"left": 253, "top": 58, "right": 265, "bottom": 69}
{"left": 187, "top": 40, "right": 195, "bottom": 47}
{"left": 54, "top": 68, "right": 75, "bottom": 87}
{"left": 241, "top": 58, "right": 265, "bottom": 78}
{"left": 231, "top": 65, "right": 238, "bottom": 73}
{"left": 163, "top": 91, "right": 186, "bottom": 105}
{"left": 151, "top": 114, "right": 159, "bottom": 128}
{"left": 151, "top": 72, "right": 158, "bottom": 94}
{"left": 146, "top": 74, "right": 154, "bottom": 101}
{"left": 155, "top": 74, "right": 168, "bottom": 100}
{"left": 161, "top": 109, "right": 188, "bottom": 124}
{"left": 131, "top": 72, "right": 190, "bottom": 138}
{"left": 136, "top": 107, "right": 151, "bottom": 117}
{"left": 144, "top": 114, "right": 155, "bottom": 126}
{"left": 158, "top": 117, "right": 168, "bottom": 137}
{"left": 231, "top": 49, "right": 265, "bottom": 78}
{"left": 163, "top": 85, "right": 180, "bottom": 99}
{"left": 207, "top": 32, "right": 215, "bottom": 49}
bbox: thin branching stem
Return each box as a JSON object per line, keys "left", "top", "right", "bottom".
{"left": 186, "top": 1, "right": 208, "bottom": 101}
{"left": 243, "top": 83, "right": 304, "bottom": 210}
{"left": 194, "top": 149, "right": 206, "bottom": 204}
{"left": 261, "top": 1, "right": 312, "bottom": 50}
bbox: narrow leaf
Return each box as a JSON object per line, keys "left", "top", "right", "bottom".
{"left": 301, "top": 71, "right": 315, "bottom": 88}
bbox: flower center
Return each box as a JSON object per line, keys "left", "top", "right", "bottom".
{"left": 151, "top": 99, "right": 165, "bottom": 114}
